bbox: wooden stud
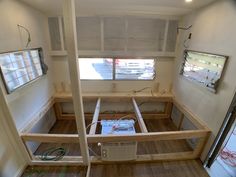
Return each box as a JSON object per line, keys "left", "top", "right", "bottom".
{"left": 165, "top": 102, "right": 173, "bottom": 118}
{"left": 54, "top": 102, "right": 62, "bottom": 120}
{"left": 63, "top": 0, "right": 89, "bottom": 165}
{"left": 132, "top": 98, "right": 148, "bottom": 133}
{"left": 89, "top": 98, "right": 101, "bottom": 135}
{"left": 173, "top": 98, "right": 208, "bottom": 130}
{"left": 193, "top": 132, "right": 210, "bottom": 158}
{"left": 162, "top": 20, "right": 169, "bottom": 52}
{"left": 178, "top": 113, "right": 184, "bottom": 130}
{"left": 0, "top": 82, "right": 31, "bottom": 163}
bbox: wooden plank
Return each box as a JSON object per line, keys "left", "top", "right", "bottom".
{"left": 178, "top": 113, "right": 184, "bottom": 130}
{"left": 21, "top": 133, "right": 80, "bottom": 143}
{"left": 31, "top": 160, "right": 84, "bottom": 166}
{"left": 132, "top": 98, "right": 148, "bottom": 133}
{"left": 173, "top": 98, "right": 208, "bottom": 130}
{"left": 90, "top": 151, "right": 195, "bottom": 163}
{"left": 89, "top": 98, "right": 101, "bottom": 135}
{"left": 100, "top": 18, "right": 104, "bottom": 51}
{"left": 165, "top": 102, "right": 173, "bottom": 118}
{"left": 21, "top": 130, "right": 209, "bottom": 144}
{"left": 54, "top": 102, "right": 62, "bottom": 120}
{"left": 162, "top": 20, "right": 169, "bottom": 52}
{"left": 58, "top": 16, "right": 65, "bottom": 50}
{"left": 61, "top": 113, "right": 169, "bottom": 120}
{"left": 63, "top": 0, "right": 90, "bottom": 165}
{"left": 21, "top": 139, "right": 33, "bottom": 160}
{"left": 54, "top": 94, "right": 173, "bottom": 103}
{"left": 33, "top": 155, "right": 83, "bottom": 161}
{"left": 87, "top": 130, "right": 209, "bottom": 143}
{"left": 193, "top": 132, "right": 210, "bottom": 158}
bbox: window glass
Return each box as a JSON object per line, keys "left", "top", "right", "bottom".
{"left": 115, "top": 59, "right": 155, "bottom": 80}
{"left": 79, "top": 58, "right": 113, "bottom": 80}
{"left": 0, "top": 49, "right": 44, "bottom": 93}
{"left": 181, "top": 50, "right": 227, "bottom": 92}
{"left": 79, "top": 58, "right": 155, "bottom": 80}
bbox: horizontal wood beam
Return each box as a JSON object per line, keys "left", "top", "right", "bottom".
{"left": 132, "top": 98, "right": 148, "bottom": 133}
{"left": 21, "top": 130, "right": 209, "bottom": 144}
{"left": 60, "top": 113, "right": 169, "bottom": 120}
{"left": 54, "top": 94, "right": 173, "bottom": 103}
{"left": 87, "top": 130, "right": 209, "bottom": 143}
{"left": 21, "top": 133, "right": 80, "bottom": 143}
{"left": 90, "top": 151, "right": 195, "bottom": 163}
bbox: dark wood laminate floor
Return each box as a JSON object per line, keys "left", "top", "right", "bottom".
{"left": 26, "top": 119, "right": 209, "bottom": 177}
{"left": 34, "top": 119, "right": 192, "bottom": 156}
{"left": 21, "top": 160, "right": 209, "bottom": 177}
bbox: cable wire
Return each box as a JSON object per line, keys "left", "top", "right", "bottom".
{"left": 40, "top": 147, "right": 67, "bottom": 161}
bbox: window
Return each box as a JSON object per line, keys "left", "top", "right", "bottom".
{"left": 79, "top": 58, "right": 155, "bottom": 80}
{"left": 180, "top": 50, "right": 228, "bottom": 92}
{"left": 0, "top": 48, "right": 46, "bottom": 94}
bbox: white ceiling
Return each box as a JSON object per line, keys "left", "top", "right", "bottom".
{"left": 21, "top": 0, "right": 216, "bottom": 17}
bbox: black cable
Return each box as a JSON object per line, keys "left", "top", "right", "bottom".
{"left": 17, "top": 24, "right": 31, "bottom": 48}
{"left": 40, "top": 147, "right": 67, "bottom": 161}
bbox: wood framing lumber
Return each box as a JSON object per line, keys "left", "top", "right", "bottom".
{"left": 178, "top": 113, "right": 185, "bottom": 130}
{"left": 165, "top": 102, "right": 173, "bottom": 118}
{"left": 21, "top": 129, "right": 209, "bottom": 144}
{"left": 132, "top": 98, "right": 148, "bottom": 133}
{"left": 89, "top": 98, "right": 101, "bottom": 134}
{"left": 90, "top": 151, "right": 195, "bottom": 163}
{"left": 54, "top": 102, "right": 62, "bottom": 120}
{"left": 173, "top": 98, "right": 208, "bottom": 130}
{"left": 63, "top": 0, "right": 89, "bottom": 165}
{"left": 86, "top": 130, "right": 209, "bottom": 143}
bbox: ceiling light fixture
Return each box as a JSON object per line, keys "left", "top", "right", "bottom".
{"left": 185, "top": 0, "right": 193, "bottom": 2}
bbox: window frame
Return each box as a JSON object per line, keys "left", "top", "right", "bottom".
{"left": 0, "top": 48, "right": 46, "bottom": 94}
{"left": 180, "top": 50, "right": 228, "bottom": 93}
{"left": 78, "top": 57, "right": 157, "bottom": 81}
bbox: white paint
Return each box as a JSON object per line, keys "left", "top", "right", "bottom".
{"left": 51, "top": 57, "right": 174, "bottom": 93}
{"left": 62, "top": 0, "right": 90, "bottom": 165}
{"left": 0, "top": 108, "right": 26, "bottom": 177}
{"left": 0, "top": 0, "right": 55, "bottom": 176}
{"left": 0, "top": 0, "right": 55, "bottom": 130}
{"left": 20, "top": 0, "right": 216, "bottom": 16}
{"left": 173, "top": 0, "right": 236, "bottom": 160}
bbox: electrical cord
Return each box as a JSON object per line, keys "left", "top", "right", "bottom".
{"left": 39, "top": 147, "right": 67, "bottom": 161}
{"left": 17, "top": 24, "right": 31, "bottom": 48}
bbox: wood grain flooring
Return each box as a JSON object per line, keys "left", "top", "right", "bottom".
{"left": 21, "top": 160, "right": 209, "bottom": 177}
{"left": 34, "top": 119, "right": 192, "bottom": 156}
{"left": 24, "top": 118, "right": 209, "bottom": 177}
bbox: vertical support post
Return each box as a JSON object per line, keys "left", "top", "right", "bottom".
{"left": 162, "top": 20, "right": 169, "bottom": 52}
{"left": 165, "top": 102, "right": 173, "bottom": 119}
{"left": 0, "top": 84, "right": 31, "bottom": 163}
{"left": 178, "top": 113, "right": 184, "bottom": 130}
{"left": 54, "top": 102, "right": 62, "bottom": 120}
{"left": 100, "top": 18, "right": 104, "bottom": 51}
{"left": 58, "top": 16, "right": 65, "bottom": 51}
{"left": 63, "top": 0, "right": 90, "bottom": 165}
{"left": 193, "top": 133, "right": 210, "bottom": 158}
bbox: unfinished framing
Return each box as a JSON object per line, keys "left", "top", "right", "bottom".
{"left": 20, "top": 94, "right": 210, "bottom": 165}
